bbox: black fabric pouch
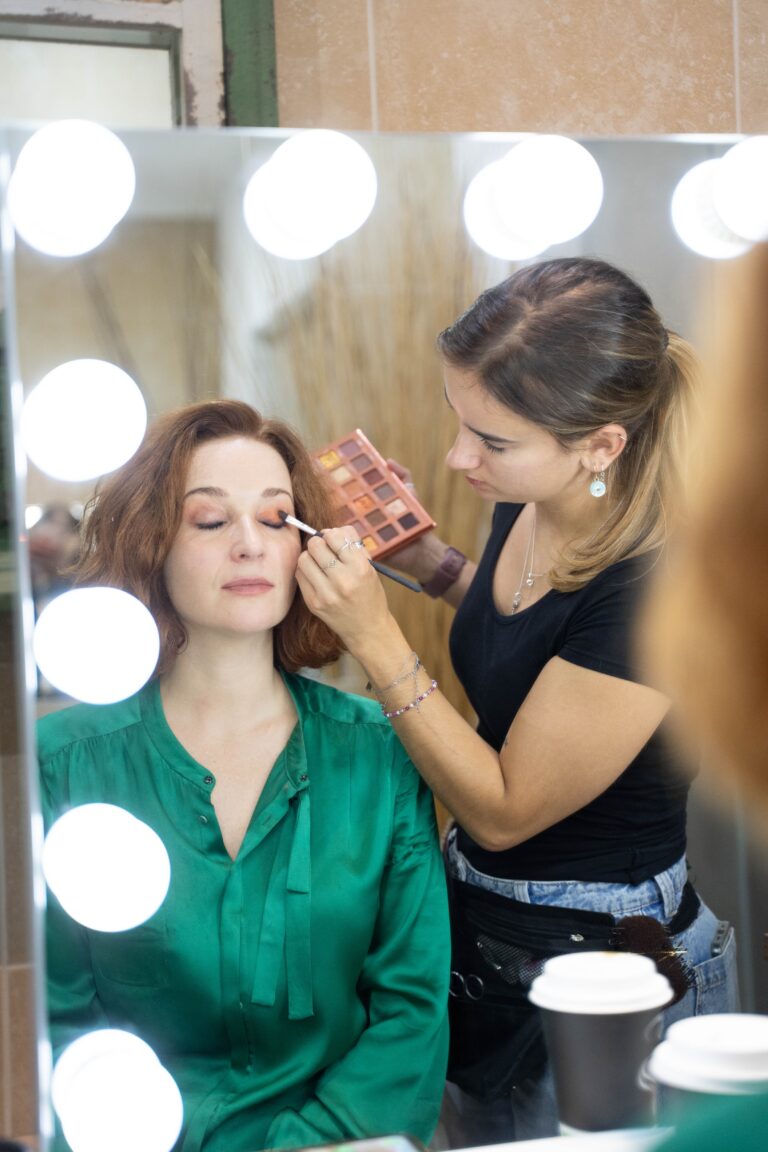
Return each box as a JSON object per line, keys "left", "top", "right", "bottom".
{"left": 446, "top": 870, "right": 699, "bottom": 1102}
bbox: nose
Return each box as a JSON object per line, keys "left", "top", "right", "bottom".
{"left": 446, "top": 428, "right": 481, "bottom": 472}
{"left": 231, "top": 516, "right": 266, "bottom": 560}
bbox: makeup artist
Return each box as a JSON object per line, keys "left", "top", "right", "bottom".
{"left": 39, "top": 400, "right": 449, "bottom": 1152}
{"left": 296, "top": 257, "right": 739, "bottom": 1145}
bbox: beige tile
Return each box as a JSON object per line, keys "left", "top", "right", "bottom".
{"left": 738, "top": 0, "right": 768, "bottom": 132}
{"left": 275, "top": 0, "right": 373, "bottom": 128}
{"left": 8, "top": 965, "right": 39, "bottom": 1140}
{"left": 372, "top": 0, "right": 737, "bottom": 134}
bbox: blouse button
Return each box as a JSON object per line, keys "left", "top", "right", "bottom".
{"left": 203, "top": 774, "right": 214, "bottom": 785}
{"left": 199, "top": 814, "right": 208, "bottom": 825}
{"left": 299, "top": 773, "right": 308, "bottom": 782}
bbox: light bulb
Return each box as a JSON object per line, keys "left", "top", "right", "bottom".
{"left": 52, "top": 1030, "right": 183, "bottom": 1152}
{"left": 492, "top": 135, "right": 604, "bottom": 246}
{"left": 43, "top": 803, "right": 171, "bottom": 932}
{"left": 463, "top": 159, "right": 551, "bottom": 260}
{"left": 713, "top": 136, "right": 768, "bottom": 241}
{"left": 243, "top": 129, "right": 377, "bottom": 259}
{"left": 671, "top": 159, "right": 751, "bottom": 260}
{"left": 22, "top": 359, "right": 146, "bottom": 482}
{"left": 33, "top": 587, "right": 160, "bottom": 704}
{"left": 8, "top": 120, "right": 135, "bottom": 257}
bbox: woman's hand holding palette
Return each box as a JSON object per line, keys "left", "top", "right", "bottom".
{"left": 314, "top": 429, "right": 436, "bottom": 562}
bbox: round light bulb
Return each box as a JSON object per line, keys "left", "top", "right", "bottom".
{"left": 43, "top": 804, "right": 171, "bottom": 932}
{"left": 463, "top": 159, "right": 551, "bottom": 260}
{"left": 22, "top": 359, "right": 147, "bottom": 481}
{"left": 53, "top": 1030, "right": 182, "bottom": 1152}
{"left": 671, "top": 159, "right": 751, "bottom": 260}
{"left": 8, "top": 120, "right": 135, "bottom": 257}
{"left": 492, "top": 135, "right": 604, "bottom": 246}
{"left": 243, "top": 129, "right": 377, "bottom": 259}
{"left": 713, "top": 136, "right": 768, "bottom": 241}
{"left": 33, "top": 587, "right": 160, "bottom": 704}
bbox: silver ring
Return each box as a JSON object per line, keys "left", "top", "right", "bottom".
{"left": 338, "top": 538, "right": 355, "bottom": 554}
{"left": 321, "top": 558, "right": 338, "bottom": 570}
{"left": 351, "top": 540, "right": 365, "bottom": 551}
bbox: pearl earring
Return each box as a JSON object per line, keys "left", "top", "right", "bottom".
{"left": 589, "top": 468, "right": 607, "bottom": 498}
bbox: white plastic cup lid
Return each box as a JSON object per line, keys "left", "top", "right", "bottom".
{"left": 647, "top": 1013, "right": 768, "bottom": 1094}
{"left": 529, "top": 950, "right": 674, "bottom": 1015}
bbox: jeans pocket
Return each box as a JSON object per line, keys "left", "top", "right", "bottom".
{"left": 691, "top": 923, "right": 740, "bottom": 1014}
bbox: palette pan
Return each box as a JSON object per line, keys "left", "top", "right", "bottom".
{"left": 315, "top": 429, "right": 436, "bottom": 561}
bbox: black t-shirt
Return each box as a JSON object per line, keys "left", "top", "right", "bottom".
{"left": 449, "top": 502, "right": 689, "bottom": 883}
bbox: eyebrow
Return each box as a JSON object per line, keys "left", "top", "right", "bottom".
{"left": 183, "top": 486, "right": 294, "bottom": 500}
{"left": 443, "top": 384, "right": 517, "bottom": 445}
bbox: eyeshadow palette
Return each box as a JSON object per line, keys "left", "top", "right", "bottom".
{"left": 314, "top": 429, "right": 436, "bottom": 561}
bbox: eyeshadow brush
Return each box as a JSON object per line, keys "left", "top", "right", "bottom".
{"left": 275, "top": 511, "right": 422, "bottom": 593}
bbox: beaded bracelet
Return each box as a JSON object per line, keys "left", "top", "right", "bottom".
{"left": 382, "top": 679, "right": 438, "bottom": 719}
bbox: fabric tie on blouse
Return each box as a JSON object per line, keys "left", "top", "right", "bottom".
{"left": 251, "top": 781, "right": 313, "bottom": 1020}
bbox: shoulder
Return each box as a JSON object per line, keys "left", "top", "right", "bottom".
{"left": 286, "top": 672, "right": 416, "bottom": 781}
{"left": 571, "top": 549, "right": 660, "bottom": 609}
{"left": 36, "top": 692, "right": 144, "bottom": 764}
{"left": 287, "top": 671, "right": 387, "bottom": 729}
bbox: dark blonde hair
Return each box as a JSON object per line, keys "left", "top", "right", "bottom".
{"left": 74, "top": 399, "right": 343, "bottom": 674}
{"left": 648, "top": 244, "right": 768, "bottom": 809}
{"left": 438, "top": 257, "right": 698, "bottom": 589}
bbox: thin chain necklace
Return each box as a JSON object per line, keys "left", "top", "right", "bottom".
{"left": 511, "top": 507, "right": 546, "bottom": 613}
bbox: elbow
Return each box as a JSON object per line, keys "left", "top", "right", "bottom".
{"left": 465, "top": 823, "right": 527, "bottom": 853}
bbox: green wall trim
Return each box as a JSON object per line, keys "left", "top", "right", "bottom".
{"left": 221, "top": 0, "right": 278, "bottom": 127}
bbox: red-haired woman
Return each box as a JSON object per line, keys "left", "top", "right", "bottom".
{"left": 39, "top": 400, "right": 449, "bottom": 1152}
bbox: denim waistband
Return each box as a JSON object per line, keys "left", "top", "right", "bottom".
{"left": 445, "top": 828, "right": 688, "bottom": 922}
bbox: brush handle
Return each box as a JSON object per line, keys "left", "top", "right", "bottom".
{"left": 370, "top": 560, "right": 422, "bottom": 593}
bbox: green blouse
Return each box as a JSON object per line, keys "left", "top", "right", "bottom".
{"left": 39, "top": 672, "right": 450, "bottom": 1152}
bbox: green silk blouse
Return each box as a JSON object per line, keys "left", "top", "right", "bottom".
{"left": 39, "top": 672, "right": 450, "bottom": 1151}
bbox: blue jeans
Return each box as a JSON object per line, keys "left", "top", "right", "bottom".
{"left": 436, "top": 831, "right": 739, "bottom": 1147}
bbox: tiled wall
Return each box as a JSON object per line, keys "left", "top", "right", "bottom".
{"left": 275, "top": 0, "right": 768, "bottom": 133}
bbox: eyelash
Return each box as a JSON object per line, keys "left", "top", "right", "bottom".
{"left": 479, "top": 437, "right": 505, "bottom": 455}
{"left": 195, "top": 517, "right": 286, "bottom": 531}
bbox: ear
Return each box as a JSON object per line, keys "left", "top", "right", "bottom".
{"left": 578, "top": 424, "right": 628, "bottom": 473}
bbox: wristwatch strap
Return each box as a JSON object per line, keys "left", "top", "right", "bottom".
{"left": 421, "top": 546, "right": 467, "bottom": 598}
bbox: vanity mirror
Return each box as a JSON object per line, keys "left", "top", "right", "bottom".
{"left": 1, "top": 125, "right": 766, "bottom": 1148}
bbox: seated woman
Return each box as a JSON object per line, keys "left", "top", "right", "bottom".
{"left": 39, "top": 399, "right": 449, "bottom": 1152}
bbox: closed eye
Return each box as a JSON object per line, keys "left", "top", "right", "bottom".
{"left": 479, "top": 436, "right": 505, "bottom": 454}
{"left": 196, "top": 520, "right": 225, "bottom": 531}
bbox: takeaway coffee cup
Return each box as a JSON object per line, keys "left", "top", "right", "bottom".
{"left": 529, "top": 951, "right": 674, "bottom": 1134}
{"left": 647, "top": 1013, "right": 768, "bottom": 1125}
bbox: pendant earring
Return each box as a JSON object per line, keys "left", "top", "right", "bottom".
{"left": 590, "top": 468, "right": 607, "bottom": 498}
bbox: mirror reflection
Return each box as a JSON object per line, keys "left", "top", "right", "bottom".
{"left": 3, "top": 126, "right": 768, "bottom": 1152}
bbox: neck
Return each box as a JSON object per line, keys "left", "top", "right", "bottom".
{"left": 160, "top": 632, "right": 289, "bottom": 727}
{"left": 533, "top": 483, "right": 608, "bottom": 555}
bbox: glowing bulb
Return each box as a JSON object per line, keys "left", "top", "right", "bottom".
{"left": 22, "top": 359, "right": 147, "bottom": 481}
{"left": 8, "top": 120, "right": 135, "bottom": 257}
{"left": 243, "top": 129, "right": 377, "bottom": 259}
{"left": 52, "top": 1030, "right": 183, "bottom": 1152}
{"left": 492, "top": 135, "right": 604, "bottom": 246}
{"left": 713, "top": 136, "right": 768, "bottom": 241}
{"left": 43, "top": 804, "right": 171, "bottom": 932}
{"left": 25, "top": 504, "right": 44, "bottom": 530}
{"left": 671, "top": 159, "right": 751, "bottom": 260}
{"left": 463, "top": 159, "right": 551, "bottom": 260}
{"left": 33, "top": 587, "right": 159, "bottom": 704}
